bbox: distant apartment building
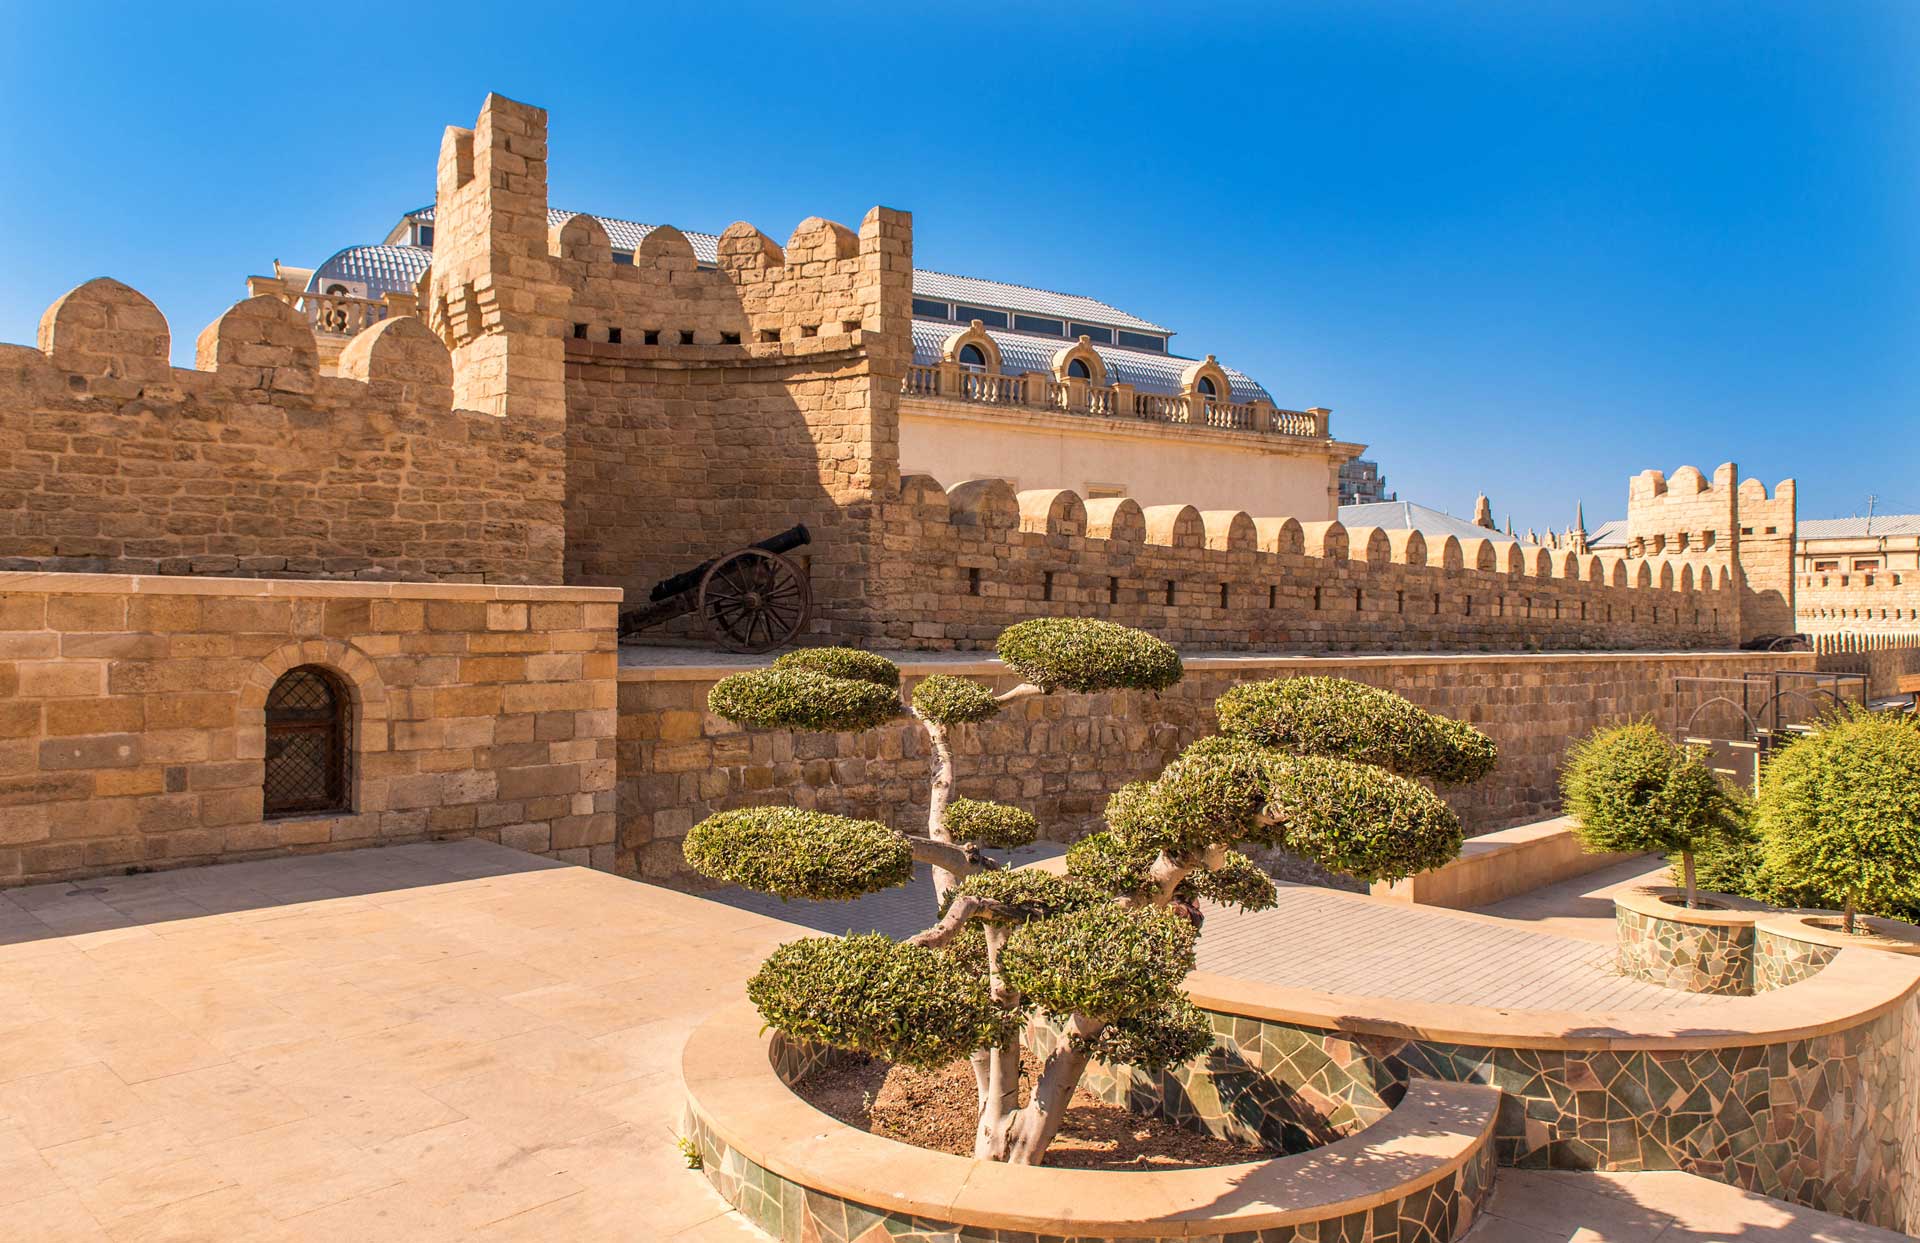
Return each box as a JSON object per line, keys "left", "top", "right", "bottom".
{"left": 1338, "top": 458, "right": 1395, "bottom": 506}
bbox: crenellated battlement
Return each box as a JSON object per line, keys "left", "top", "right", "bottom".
{"left": 0, "top": 277, "right": 565, "bottom": 582}
{"left": 864, "top": 474, "right": 1734, "bottom": 651}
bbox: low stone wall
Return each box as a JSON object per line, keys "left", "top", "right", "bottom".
{"left": 683, "top": 1002, "right": 1501, "bottom": 1242}
{"left": 1614, "top": 887, "right": 1771, "bottom": 995}
{"left": 1756, "top": 915, "right": 1920, "bottom": 993}
{"left": 1372, "top": 817, "right": 1637, "bottom": 910}
{"left": 1813, "top": 635, "right": 1920, "bottom": 698}
{"left": 0, "top": 572, "right": 620, "bottom": 885}
{"left": 616, "top": 648, "right": 1815, "bottom": 882}
{"left": 1183, "top": 950, "right": 1920, "bottom": 1232}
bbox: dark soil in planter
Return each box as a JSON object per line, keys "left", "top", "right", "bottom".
{"left": 793, "top": 1051, "right": 1272, "bottom": 1170}
{"left": 1658, "top": 894, "right": 1730, "bottom": 910}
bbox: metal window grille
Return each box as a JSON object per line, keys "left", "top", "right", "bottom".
{"left": 263, "top": 666, "right": 349, "bottom": 817}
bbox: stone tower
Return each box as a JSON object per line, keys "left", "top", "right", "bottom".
{"left": 1624, "top": 463, "right": 1796, "bottom": 642}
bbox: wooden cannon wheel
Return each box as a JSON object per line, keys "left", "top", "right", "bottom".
{"left": 697, "top": 547, "right": 813, "bottom": 653}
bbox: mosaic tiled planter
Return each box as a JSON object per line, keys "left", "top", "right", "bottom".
{"left": 1757, "top": 913, "right": 1920, "bottom": 993}
{"left": 682, "top": 1002, "right": 1501, "bottom": 1242}
{"left": 1183, "top": 946, "right": 1920, "bottom": 1234}
{"left": 1613, "top": 887, "right": 1772, "bottom": 995}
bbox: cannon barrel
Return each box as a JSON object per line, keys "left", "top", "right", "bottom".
{"left": 647, "top": 524, "right": 812, "bottom": 603}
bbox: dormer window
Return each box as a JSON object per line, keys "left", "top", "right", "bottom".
{"left": 411, "top": 224, "right": 434, "bottom": 248}
{"left": 1196, "top": 376, "right": 1218, "bottom": 397}
{"left": 1067, "top": 358, "right": 1092, "bottom": 380}
{"left": 958, "top": 344, "right": 988, "bottom": 370}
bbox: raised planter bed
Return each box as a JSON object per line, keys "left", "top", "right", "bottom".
{"left": 681, "top": 1001, "right": 1500, "bottom": 1242}
{"left": 1613, "top": 885, "right": 1773, "bottom": 995}
{"left": 1757, "top": 911, "right": 1920, "bottom": 992}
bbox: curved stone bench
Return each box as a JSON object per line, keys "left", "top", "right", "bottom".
{"left": 1757, "top": 911, "right": 1920, "bottom": 991}
{"left": 1614, "top": 885, "right": 1773, "bottom": 995}
{"left": 682, "top": 1001, "right": 1501, "bottom": 1241}
{"left": 1180, "top": 948, "right": 1920, "bottom": 1232}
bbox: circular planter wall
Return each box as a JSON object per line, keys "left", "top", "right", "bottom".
{"left": 1757, "top": 912, "right": 1920, "bottom": 992}
{"left": 1614, "top": 885, "right": 1772, "bottom": 995}
{"left": 681, "top": 1002, "right": 1500, "bottom": 1242}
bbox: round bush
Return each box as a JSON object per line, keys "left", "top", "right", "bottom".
{"left": 747, "top": 934, "right": 1017, "bottom": 1070}
{"left": 1263, "top": 754, "right": 1464, "bottom": 883}
{"left": 683, "top": 807, "right": 913, "bottom": 900}
{"left": 995, "top": 618, "right": 1183, "bottom": 695}
{"left": 1104, "top": 736, "right": 1275, "bottom": 854}
{"left": 1560, "top": 721, "right": 1741, "bottom": 857}
{"left": 1076, "top": 995, "right": 1215, "bottom": 1073}
{"left": 773, "top": 647, "right": 901, "bottom": 689}
{"left": 1216, "top": 676, "right": 1497, "bottom": 784}
{"left": 1187, "top": 850, "right": 1279, "bottom": 912}
{"left": 707, "top": 667, "right": 899, "bottom": 733}
{"left": 942, "top": 798, "right": 1038, "bottom": 849}
{"left": 1758, "top": 711, "right": 1920, "bottom": 918}
{"left": 1002, "top": 904, "right": 1195, "bottom": 1021}
{"left": 948, "top": 868, "right": 1103, "bottom": 921}
{"left": 911, "top": 674, "right": 1001, "bottom": 726}
{"left": 1064, "top": 829, "right": 1155, "bottom": 897}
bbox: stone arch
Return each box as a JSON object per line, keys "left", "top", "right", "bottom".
{"left": 786, "top": 216, "right": 858, "bottom": 262}
{"left": 637, "top": 224, "right": 700, "bottom": 269}
{"left": 1085, "top": 497, "right": 1145, "bottom": 546}
{"left": 947, "top": 478, "right": 1020, "bottom": 531}
{"left": 1678, "top": 564, "right": 1695, "bottom": 592}
{"left": 1435, "top": 535, "right": 1465, "bottom": 572}
{"left": 1459, "top": 537, "right": 1499, "bottom": 573}
{"left": 38, "top": 277, "right": 171, "bottom": 384}
{"left": 1199, "top": 510, "right": 1257, "bottom": 553}
{"left": 1658, "top": 561, "right": 1676, "bottom": 591}
{"left": 898, "top": 474, "right": 949, "bottom": 520}
{"left": 1301, "top": 520, "right": 1347, "bottom": 560}
{"left": 1051, "top": 337, "right": 1108, "bottom": 385}
{"left": 1582, "top": 556, "right": 1605, "bottom": 584}
{"left": 1016, "top": 489, "right": 1087, "bottom": 538}
{"left": 1525, "top": 546, "right": 1553, "bottom": 577}
{"left": 238, "top": 638, "right": 391, "bottom": 818}
{"left": 1386, "top": 528, "right": 1427, "bottom": 568}
{"left": 1142, "top": 504, "right": 1206, "bottom": 550}
{"left": 337, "top": 316, "right": 454, "bottom": 397}
{"left": 716, "top": 222, "right": 785, "bottom": 271}
{"left": 1499, "top": 543, "right": 1526, "bottom": 575}
{"left": 194, "top": 295, "right": 318, "bottom": 389}
{"left": 1557, "top": 549, "right": 1581, "bottom": 579}
{"left": 550, "top": 212, "right": 613, "bottom": 266}
{"left": 1256, "top": 516, "right": 1305, "bottom": 556}
{"left": 943, "top": 322, "right": 1002, "bottom": 372}
{"left": 1635, "top": 561, "right": 1654, "bottom": 589}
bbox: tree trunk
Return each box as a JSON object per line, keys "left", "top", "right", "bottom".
{"left": 917, "top": 713, "right": 959, "bottom": 904}
{"left": 1845, "top": 894, "right": 1857, "bottom": 937}
{"left": 1003, "top": 1016, "right": 1098, "bottom": 1165}
{"left": 973, "top": 1034, "right": 1021, "bottom": 1160}
{"left": 1682, "top": 851, "right": 1697, "bottom": 909}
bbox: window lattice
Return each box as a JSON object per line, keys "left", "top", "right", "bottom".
{"left": 263, "top": 666, "right": 348, "bottom": 817}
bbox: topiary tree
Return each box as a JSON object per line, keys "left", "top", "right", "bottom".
{"left": 1757, "top": 709, "right": 1920, "bottom": 933}
{"left": 1559, "top": 720, "right": 1745, "bottom": 908}
{"left": 686, "top": 638, "right": 1494, "bottom": 1166}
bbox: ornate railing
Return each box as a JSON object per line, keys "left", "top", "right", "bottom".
{"left": 901, "top": 362, "right": 1328, "bottom": 440}
{"left": 245, "top": 276, "right": 419, "bottom": 339}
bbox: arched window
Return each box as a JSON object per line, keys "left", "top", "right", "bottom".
{"left": 263, "top": 666, "right": 349, "bottom": 817}
{"left": 1196, "top": 376, "right": 1217, "bottom": 397}
{"left": 958, "top": 343, "right": 987, "bottom": 370}
{"left": 1067, "top": 357, "right": 1091, "bottom": 380}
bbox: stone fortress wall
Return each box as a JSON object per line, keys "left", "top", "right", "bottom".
{"left": 1624, "top": 462, "right": 1796, "bottom": 640}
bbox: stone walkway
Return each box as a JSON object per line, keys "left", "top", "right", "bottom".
{"left": 0, "top": 841, "right": 1889, "bottom": 1241}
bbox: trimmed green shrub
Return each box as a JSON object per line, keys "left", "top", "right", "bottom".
{"left": 943, "top": 798, "right": 1039, "bottom": 849}
{"left": 1263, "top": 754, "right": 1465, "bottom": 883}
{"left": 684, "top": 807, "right": 913, "bottom": 900}
{"left": 1216, "top": 676, "right": 1497, "bottom": 784}
{"left": 747, "top": 935, "right": 1018, "bottom": 1070}
{"left": 774, "top": 647, "right": 901, "bottom": 689}
{"left": 1758, "top": 710, "right": 1920, "bottom": 930}
{"left": 1560, "top": 721, "right": 1744, "bottom": 906}
{"left": 947, "top": 868, "right": 1104, "bottom": 921}
{"left": 911, "top": 674, "right": 1002, "bottom": 726}
{"left": 1002, "top": 904, "right": 1195, "bottom": 1021}
{"left": 1064, "top": 829, "right": 1155, "bottom": 897}
{"left": 708, "top": 668, "right": 899, "bottom": 733}
{"left": 1074, "top": 995, "right": 1215, "bottom": 1073}
{"left": 1104, "top": 736, "right": 1276, "bottom": 854}
{"left": 996, "top": 618, "right": 1183, "bottom": 695}
{"left": 1187, "top": 851, "right": 1280, "bottom": 912}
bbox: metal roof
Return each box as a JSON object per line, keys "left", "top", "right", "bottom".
{"left": 911, "top": 269, "right": 1167, "bottom": 334}
{"left": 1799, "top": 515, "right": 1920, "bottom": 539}
{"left": 1338, "top": 501, "right": 1516, "bottom": 544}
{"left": 1586, "top": 519, "right": 1628, "bottom": 549}
{"left": 403, "top": 206, "right": 1165, "bottom": 334}
{"left": 308, "top": 244, "right": 431, "bottom": 295}
{"left": 910, "top": 322, "right": 1270, "bottom": 403}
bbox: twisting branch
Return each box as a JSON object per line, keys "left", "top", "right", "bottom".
{"left": 912, "top": 706, "right": 962, "bottom": 904}
{"left": 904, "top": 894, "right": 1029, "bottom": 947}
{"left": 906, "top": 834, "right": 991, "bottom": 880}
{"left": 994, "top": 683, "right": 1045, "bottom": 706}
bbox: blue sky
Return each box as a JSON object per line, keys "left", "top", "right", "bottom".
{"left": 2, "top": 2, "right": 1914, "bottom": 531}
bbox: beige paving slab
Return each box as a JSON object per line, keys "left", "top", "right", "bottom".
{"left": 1465, "top": 1170, "right": 1911, "bottom": 1241}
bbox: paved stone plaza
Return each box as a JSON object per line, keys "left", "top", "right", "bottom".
{"left": 0, "top": 840, "right": 1904, "bottom": 1241}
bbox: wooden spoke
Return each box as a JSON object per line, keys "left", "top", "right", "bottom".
{"left": 698, "top": 548, "right": 813, "bottom": 654}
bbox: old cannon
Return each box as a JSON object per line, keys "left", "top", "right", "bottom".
{"left": 618, "top": 524, "right": 814, "bottom": 654}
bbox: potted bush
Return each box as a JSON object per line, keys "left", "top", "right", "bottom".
{"left": 684, "top": 623, "right": 1495, "bottom": 1167}
{"left": 1559, "top": 720, "right": 1745, "bottom": 909}
{"left": 1757, "top": 709, "right": 1920, "bottom": 934}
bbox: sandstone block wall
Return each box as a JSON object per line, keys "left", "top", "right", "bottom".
{"left": 613, "top": 649, "right": 1814, "bottom": 883}
{"left": 861, "top": 475, "right": 1736, "bottom": 651}
{"left": 0, "top": 572, "right": 618, "bottom": 887}
{"left": 1799, "top": 567, "right": 1920, "bottom": 640}
{"left": 1624, "top": 463, "right": 1796, "bottom": 641}
{"left": 0, "top": 278, "right": 566, "bottom": 583}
